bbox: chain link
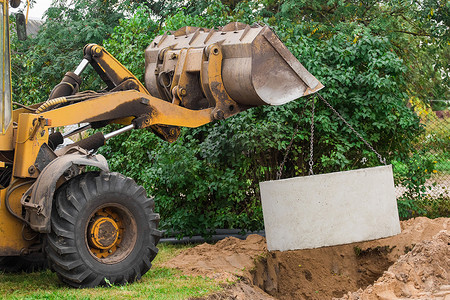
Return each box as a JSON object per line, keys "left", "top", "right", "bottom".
{"left": 309, "top": 97, "right": 315, "bottom": 175}
{"left": 276, "top": 102, "right": 309, "bottom": 180}
{"left": 317, "top": 93, "right": 387, "bottom": 165}
{"left": 276, "top": 92, "right": 386, "bottom": 181}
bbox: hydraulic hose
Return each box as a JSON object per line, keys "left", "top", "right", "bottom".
{"left": 35, "top": 92, "right": 106, "bottom": 114}
{"left": 159, "top": 229, "right": 266, "bottom": 244}
{"left": 35, "top": 97, "right": 68, "bottom": 114}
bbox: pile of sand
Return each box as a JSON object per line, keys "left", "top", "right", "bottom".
{"left": 163, "top": 217, "right": 449, "bottom": 299}
{"left": 163, "top": 234, "right": 267, "bottom": 283}
{"left": 340, "top": 230, "right": 449, "bottom": 300}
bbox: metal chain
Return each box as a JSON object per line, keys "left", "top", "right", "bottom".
{"left": 276, "top": 92, "right": 386, "bottom": 180}
{"left": 276, "top": 102, "right": 309, "bottom": 180}
{"left": 317, "top": 92, "right": 387, "bottom": 165}
{"left": 309, "top": 96, "right": 315, "bottom": 175}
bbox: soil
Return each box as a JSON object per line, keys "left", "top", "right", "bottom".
{"left": 340, "top": 230, "right": 449, "bottom": 300}
{"left": 163, "top": 217, "right": 449, "bottom": 300}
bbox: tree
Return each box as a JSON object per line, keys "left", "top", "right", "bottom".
{"left": 11, "top": 0, "right": 125, "bottom": 105}
{"left": 98, "top": 1, "right": 422, "bottom": 236}
{"left": 10, "top": 0, "right": 439, "bottom": 235}
{"left": 261, "top": 0, "right": 449, "bottom": 102}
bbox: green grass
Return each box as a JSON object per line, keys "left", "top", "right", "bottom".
{"left": 0, "top": 244, "right": 222, "bottom": 299}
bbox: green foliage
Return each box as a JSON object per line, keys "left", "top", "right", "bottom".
{"left": 10, "top": 0, "right": 446, "bottom": 236}
{"left": 394, "top": 153, "right": 435, "bottom": 219}
{"left": 413, "top": 0, "right": 450, "bottom": 42}
{"left": 412, "top": 197, "right": 450, "bottom": 219}
{"left": 97, "top": 1, "right": 427, "bottom": 236}
{"left": 11, "top": 0, "right": 127, "bottom": 105}
{"left": 418, "top": 116, "right": 450, "bottom": 157}
{"left": 262, "top": 0, "right": 450, "bottom": 111}
{"left": 273, "top": 23, "right": 421, "bottom": 174}
{"left": 393, "top": 106, "right": 449, "bottom": 219}
{"left": 103, "top": 6, "right": 158, "bottom": 83}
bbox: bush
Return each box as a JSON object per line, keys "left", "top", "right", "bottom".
{"left": 9, "top": 0, "right": 445, "bottom": 236}
{"left": 97, "top": 2, "right": 424, "bottom": 237}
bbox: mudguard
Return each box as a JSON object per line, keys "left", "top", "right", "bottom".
{"left": 21, "top": 153, "right": 109, "bottom": 233}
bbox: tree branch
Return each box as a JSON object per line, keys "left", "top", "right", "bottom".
{"left": 394, "top": 30, "right": 431, "bottom": 37}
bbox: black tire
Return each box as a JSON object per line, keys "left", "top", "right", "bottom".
{"left": 0, "top": 252, "right": 48, "bottom": 273}
{"left": 45, "top": 171, "right": 161, "bottom": 288}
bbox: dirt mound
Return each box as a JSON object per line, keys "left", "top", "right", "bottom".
{"left": 253, "top": 240, "right": 393, "bottom": 299}
{"left": 362, "top": 217, "right": 449, "bottom": 261}
{"left": 164, "top": 217, "right": 449, "bottom": 299}
{"left": 340, "top": 230, "right": 450, "bottom": 300}
{"left": 254, "top": 217, "right": 449, "bottom": 299}
{"left": 163, "top": 234, "right": 267, "bottom": 282}
{"left": 191, "top": 280, "right": 276, "bottom": 300}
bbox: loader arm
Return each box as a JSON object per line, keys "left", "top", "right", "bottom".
{"left": 40, "top": 90, "right": 214, "bottom": 129}
{"left": 82, "top": 44, "right": 149, "bottom": 94}
{"left": 48, "top": 43, "right": 182, "bottom": 142}
{"left": 12, "top": 90, "right": 214, "bottom": 178}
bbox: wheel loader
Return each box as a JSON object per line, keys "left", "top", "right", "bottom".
{"left": 0, "top": 0, "right": 323, "bottom": 287}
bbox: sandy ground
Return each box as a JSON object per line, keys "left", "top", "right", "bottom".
{"left": 340, "top": 230, "right": 449, "bottom": 300}
{"left": 163, "top": 217, "right": 449, "bottom": 300}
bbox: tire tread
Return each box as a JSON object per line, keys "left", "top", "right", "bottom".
{"left": 45, "top": 171, "right": 159, "bottom": 288}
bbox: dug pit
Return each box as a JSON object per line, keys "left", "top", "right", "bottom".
{"left": 163, "top": 217, "right": 449, "bottom": 299}
{"left": 252, "top": 243, "right": 393, "bottom": 299}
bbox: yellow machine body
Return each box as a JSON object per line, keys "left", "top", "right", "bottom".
{"left": 0, "top": 0, "right": 322, "bottom": 268}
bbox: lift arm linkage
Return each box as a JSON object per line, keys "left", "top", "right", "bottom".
{"left": 12, "top": 90, "right": 213, "bottom": 178}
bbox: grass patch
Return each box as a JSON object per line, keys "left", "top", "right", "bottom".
{"left": 0, "top": 243, "right": 221, "bottom": 299}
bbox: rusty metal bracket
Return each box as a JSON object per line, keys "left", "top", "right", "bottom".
{"left": 204, "top": 44, "right": 240, "bottom": 120}
{"left": 109, "top": 78, "right": 140, "bottom": 92}
{"left": 28, "top": 116, "right": 46, "bottom": 140}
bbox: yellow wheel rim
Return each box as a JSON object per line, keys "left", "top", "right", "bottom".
{"left": 87, "top": 208, "right": 123, "bottom": 259}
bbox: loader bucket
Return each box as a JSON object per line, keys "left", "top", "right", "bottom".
{"left": 145, "top": 22, "right": 323, "bottom": 109}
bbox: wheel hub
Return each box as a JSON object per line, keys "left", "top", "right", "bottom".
{"left": 85, "top": 206, "right": 135, "bottom": 261}
{"left": 88, "top": 216, "right": 119, "bottom": 250}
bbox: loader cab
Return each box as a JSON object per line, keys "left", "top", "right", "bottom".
{"left": 0, "top": 0, "right": 12, "bottom": 135}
